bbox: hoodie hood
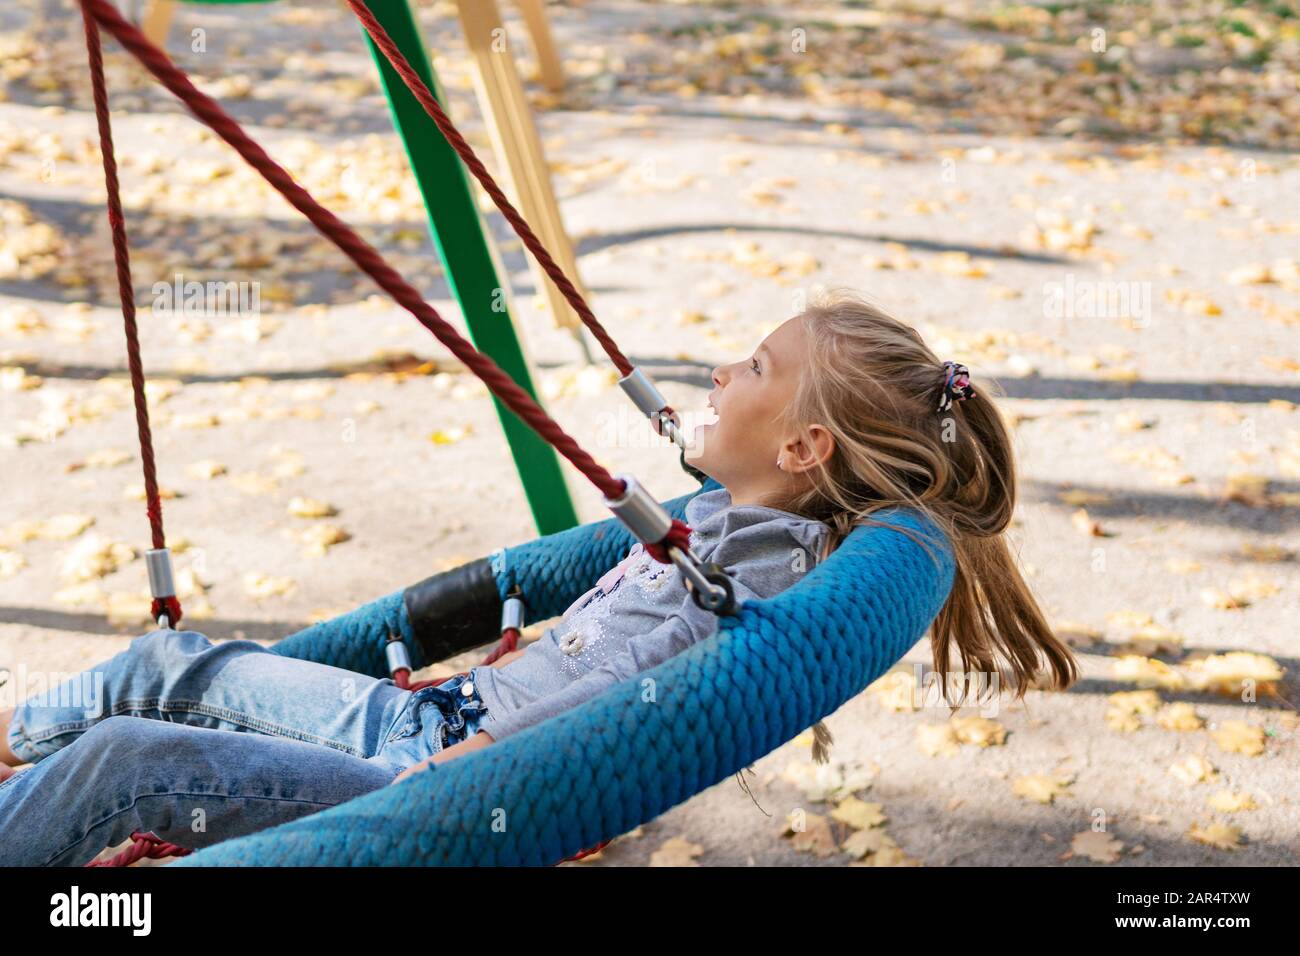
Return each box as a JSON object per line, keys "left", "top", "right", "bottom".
{"left": 684, "top": 487, "right": 831, "bottom": 566}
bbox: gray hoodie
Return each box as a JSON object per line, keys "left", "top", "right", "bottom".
{"left": 471, "top": 487, "right": 833, "bottom": 742}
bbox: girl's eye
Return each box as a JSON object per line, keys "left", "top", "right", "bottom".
{"left": 749, "top": 357, "right": 761, "bottom": 374}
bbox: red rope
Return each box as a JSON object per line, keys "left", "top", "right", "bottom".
{"left": 81, "top": 3, "right": 183, "bottom": 627}
{"left": 644, "top": 518, "right": 692, "bottom": 564}
{"left": 81, "top": 0, "right": 626, "bottom": 501}
{"left": 561, "top": 839, "right": 612, "bottom": 862}
{"left": 86, "top": 832, "right": 192, "bottom": 867}
{"left": 345, "top": 0, "right": 633, "bottom": 377}
{"left": 80, "top": 11, "right": 164, "bottom": 551}
{"left": 391, "top": 627, "right": 518, "bottom": 692}
{"left": 151, "top": 595, "right": 184, "bottom": 628}
{"left": 477, "top": 626, "right": 521, "bottom": 667}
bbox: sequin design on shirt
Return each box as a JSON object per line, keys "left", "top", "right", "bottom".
{"left": 556, "top": 616, "right": 611, "bottom": 678}
{"left": 559, "top": 554, "right": 631, "bottom": 625}
{"left": 552, "top": 551, "right": 634, "bottom": 675}
{"left": 549, "top": 538, "right": 688, "bottom": 676}
{"left": 635, "top": 555, "right": 674, "bottom": 595}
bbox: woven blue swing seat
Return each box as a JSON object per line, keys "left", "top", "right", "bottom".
{"left": 176, "top": 479, "right": 954, "bottom": 866}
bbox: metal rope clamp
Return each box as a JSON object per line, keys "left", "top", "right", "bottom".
{"left": 145, "top": 548, "right": 178, "bottom": 629}
{"left": 501, "top": 593, "right": 525, "bottom": 633}
{"left": 603, "top": 474, "right": 737, "bottom": 615}
{"left": 385, "top": 633, "right": 412, "bottom": 676}
{"left": 619, "top": 368, "right": 686, "bottom": 451}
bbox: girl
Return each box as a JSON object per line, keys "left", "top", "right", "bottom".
{"left": 0, "top": 289, "right": 1077, "bottom": 866}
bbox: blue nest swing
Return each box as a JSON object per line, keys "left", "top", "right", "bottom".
{"left": 176, "top": 478, "right": 954, "bottom": 866}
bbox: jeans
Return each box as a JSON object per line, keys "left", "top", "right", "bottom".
{"left": 0, "top": 628, "right": 489, "bottom": 866}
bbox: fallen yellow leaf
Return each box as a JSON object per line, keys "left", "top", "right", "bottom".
{"left": 1206, "top": 790, "right": 1257, "bottom": 813}
{"left": 647, "top": 836, "right": 702, "bottom": 867}
{"left": 1012, "top": 774, "right": 1073, "bottom": 805}
{"left": 1188, "top": 822, "right": 1242, "bottom": 851}
{"left": 1209, "top": 721, "right": 1266, "bottom": 757}
{"left": 287, "top": 497, "right": 338, "bottom": 519}
{"left": 830, "top": 797, "right": 886, "bottom": 830}
{"left": 1169, "top": 755, "right": 1218, "bottom": 786}
{"left": 1071, "top": 830, "right": 1123, "bottom": 864}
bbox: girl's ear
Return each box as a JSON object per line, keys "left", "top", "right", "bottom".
{"left": 782, "top": 424, "right": 835, "bottom": 474}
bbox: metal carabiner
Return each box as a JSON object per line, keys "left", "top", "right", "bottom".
{"left": 669, "top": 549, "right": 737, "bottom": 616}
{"left": 605, "top": 474, "right": 739, "bottom": 616}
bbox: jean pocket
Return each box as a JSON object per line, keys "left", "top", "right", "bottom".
{"left": 387, "top": 720, "right": 418, "bottom": 743}
{"left": 443, "top": 698, "right": 489, "bottom": 743}
{"left": 380, "top": 704, "right": 448, "bottom": 771}
{"left": 383, "top": 690, "right": 423, "bottom": 743}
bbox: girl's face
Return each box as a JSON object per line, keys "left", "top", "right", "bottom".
{"left": 689, "top": 315, "right": 814, "bottom": 501}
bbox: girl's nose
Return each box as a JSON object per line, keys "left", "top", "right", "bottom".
{"left": 711, "top": 365, "right": 727, "bottom": 387}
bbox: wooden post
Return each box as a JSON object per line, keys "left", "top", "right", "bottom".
{"left": 513, "top": 0, "right": 565, "bottom": 93}
{"left": 141, "top": 0, "right": 175, "bottom": 45}
{"left": 453, "top": 0, "right": 588, "bottom": 344}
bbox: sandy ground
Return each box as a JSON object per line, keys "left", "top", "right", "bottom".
{"left": 1, "top": 0, "right": 1297, "bottom": 866}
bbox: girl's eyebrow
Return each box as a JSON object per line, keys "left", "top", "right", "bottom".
{"left": 757, "top": 343, "right": 775, "bottom": 368}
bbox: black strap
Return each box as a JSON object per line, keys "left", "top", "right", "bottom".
{"left": 402, "top": 557, "right": 504, "bottom": 663}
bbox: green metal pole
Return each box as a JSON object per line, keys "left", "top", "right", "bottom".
{"left": 359, "top": 0, "right": 579, "bottom": 536}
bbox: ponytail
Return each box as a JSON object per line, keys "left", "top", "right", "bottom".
{"left": 763, "top": 288, "right": 1080, "bottom": 712}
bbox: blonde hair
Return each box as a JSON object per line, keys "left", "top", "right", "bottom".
{"left": 768, "top": 288, "right": 1078, "bottom": 717}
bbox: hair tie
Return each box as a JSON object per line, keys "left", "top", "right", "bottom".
{"left": 938, "top": 361, "right": 976, "bottom": 413}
